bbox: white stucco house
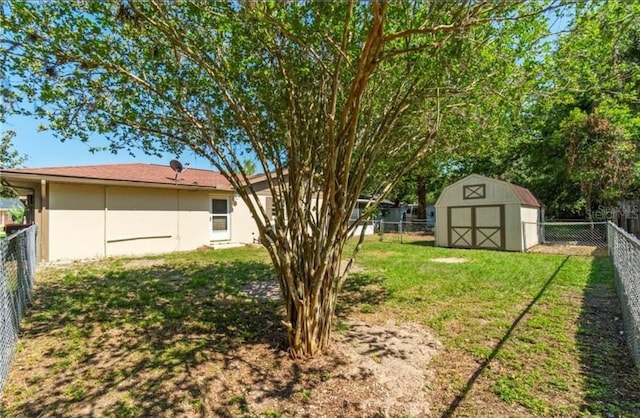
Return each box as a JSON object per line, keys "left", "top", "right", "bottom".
{"left": 0, "top": 163, "right": 276, "bottom": 262}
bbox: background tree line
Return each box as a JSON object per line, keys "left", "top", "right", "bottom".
{"left": 394, "top": 2, "right": 640, "bottom": 220}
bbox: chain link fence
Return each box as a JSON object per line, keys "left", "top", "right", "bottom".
{"left": 540, "top": 221, "right": 608, "bottom": 246}
{"left": 0, "top": 225, "right": 37, "bottom": 394}
{"left": 522, "top": 221, "right": 608, "bottom": 254}
{"left": 375, "top": 221, "right": 434, "bottom": 243}
{"left": 608, "top": 221, "right": 640, "bottom": 370}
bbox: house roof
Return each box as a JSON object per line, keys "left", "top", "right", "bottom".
{"left": 0, "top": 163, "right": 233, "bottom": 191}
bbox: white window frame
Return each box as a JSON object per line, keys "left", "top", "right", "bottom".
{"left": 210, "top": 197, "right": 230, "bottom": 241}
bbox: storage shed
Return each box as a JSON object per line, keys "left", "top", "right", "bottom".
{"left": 435, "top": 174, "right": 542, "bottom": 252}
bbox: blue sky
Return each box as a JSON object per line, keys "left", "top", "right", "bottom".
{"left": 4, "top": 114, "right": 215, "bottom": 170}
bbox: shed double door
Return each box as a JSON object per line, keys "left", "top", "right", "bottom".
{"left": 448, "top": 205, "right": 505, "bottom": 250}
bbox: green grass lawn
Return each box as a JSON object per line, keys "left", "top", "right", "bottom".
{"left": 1, "top": 240, "right": 638, "bottom": 417}
{"left": 345, "top": 239, "right": 639, "bottom": 417}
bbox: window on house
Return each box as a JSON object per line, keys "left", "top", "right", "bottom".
{"left": 211, "top": 199, "right": 228, "bottom": 231}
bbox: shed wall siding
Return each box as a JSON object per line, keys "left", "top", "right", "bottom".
{"left": 436, "top": 176, "right": 521, "bottom": 207}
{"left": 504, "top": 203, "right": 523, "bottom": 251}
{"left": 435, "top": 208, "right": 448, "bottom": 247}
{"left": 521, "top": 207, "right": 540, "bottom": 250}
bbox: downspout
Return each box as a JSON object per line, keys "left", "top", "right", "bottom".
{"left": 176, "top": 189, "right": 180, "bottom": 251}
{"left": 104, "top": 186, "right": 108, "bottom": 257}
{"left": 40, "top": 179, "right": 49, "bottom": 262}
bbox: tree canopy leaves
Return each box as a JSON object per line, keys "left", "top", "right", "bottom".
{"left": 1, "top": 0, "right": 564, "bottom": 356}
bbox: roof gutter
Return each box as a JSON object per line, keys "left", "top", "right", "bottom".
{"left": 0, "top": 172, "right": 231, "bottom": 192}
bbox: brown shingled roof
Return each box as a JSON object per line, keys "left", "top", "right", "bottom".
{"left": 0, "top": 163, "right": 232, "bottom": 190}
{"left": 510, "top": 183, "right": 542, "bottom": 208}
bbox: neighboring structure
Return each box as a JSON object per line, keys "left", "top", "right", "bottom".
{"left": 349, "top": 196, "right": 391, "bottom": 237}
{"left": 615, "top": 200, "right": 640, "bottom": 239}
{"left": 0, "top": 197, "right": 25, "bottom": 227}
{"left": 405, "top": 203, "right": 436, "bottom": 227}
{"left": 0, "top": 163, "right": 274, "bottom": 262}
{"left": 435, "top": 174, "right": 542, "bottom": 252}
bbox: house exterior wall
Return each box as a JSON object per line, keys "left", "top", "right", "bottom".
{"left": 232, "top": 180, "right": 325, "bottom": 243}
{"left": 2, "top": 172, "right": 285, "bottom": 261}
{"left": 230, "top": 194, "right": 264, "bottom": 244}
{"left": 46, "top": 183, "right": 223, "bottom": 261}
{"left": 105, "top": 187, "right": 214, "bottom": 257}
{"left": 178, "top": 190, "right": 211, "bottom": 250}
{"left": 49, "top": 183, "right": 106, "bottom": 260}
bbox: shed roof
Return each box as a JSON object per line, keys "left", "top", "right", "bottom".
{"left": 436, "top": 174, "right": 542, "bottom": 208}
{"left": 509, "top": 183, "right": 542, "bottom": 208}
{"left": 0, "top": 163, "right": 233, "bottom": 191}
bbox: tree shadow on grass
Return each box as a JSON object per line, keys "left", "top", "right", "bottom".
{"left": 442, "top": 256, "right": 570, "bottom": 418}
{"left": 404, "top": 239, "right": 435, "bottom": 247}
{"left": 3, "top": 259, "right": 351, "bottom": 417}
{"left": 576, "top": 256, "right": 640, "bottom": 416}
{"left": 336, "top": 272, "right": 390, "bottom": 318}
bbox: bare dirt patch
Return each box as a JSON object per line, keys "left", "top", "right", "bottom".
{"left": 430, "top": 257, "right": 468, "bottom": 263}
{"left": 338, "top": 320, "right": 441, "bottom": 416}
{"left": 527, "top": 244, "right": 607, "bottom": 256}
{"left": 122, "top": 258, "right": 166, "bottom": 269}
{"left": 240, "top": 262, "right": 366, "bottom": 302}
{"left": 240, "top": 280, "right": 281, "bottom": 301}
{"left": 221, "top": 319, "right": 441, "bottom": 417}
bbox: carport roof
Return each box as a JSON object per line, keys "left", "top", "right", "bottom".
{"left": 0, "top": 163, "right": 233, "bottom": 190}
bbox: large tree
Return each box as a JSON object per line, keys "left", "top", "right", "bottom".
{"left": 504, "top": 2, "right": 640, "bottom": 218}
{"left": 0, "top": 130, "right": 26, "bottom": 169}
{"left": 1, "top": 1, "right": 557, "bottom": 357}
{"left": 0, "top": 130, "right": 28, "bottom": 197}
{"left": 390, "top": 4, "right": 557, "bottom": 215}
